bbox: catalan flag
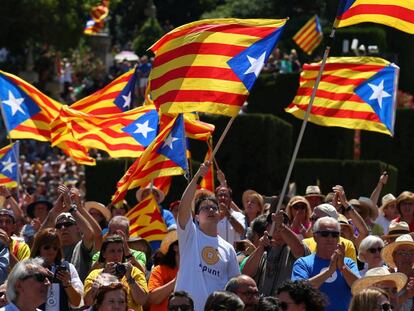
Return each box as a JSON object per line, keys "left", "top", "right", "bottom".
{"left": 112, "top": 114, "right": 188, "bottom": 204}
{"left": 70, "top": 68, "right": 137, "bottom": 115}
{"left": 51, "top": 105, "right": 158, "bottom": 159}
{"left": 149, "top": 18, "right": 287, "bottom": 116}
{"left": 0, "top": 71, "right": 61, "bottom": 142}
{"left": 293, "top": 15, "right": 323, "bottom": 55}
{"left": 199, "top": 140, "right": 215, "bottom": 192}
{"left": 84, "top": 1, "right": 110, "bottom": 35}
{"left": 335, "top": 0, "right": 414, "bottom": 34}
{"left": 126, "top": 193, "right": 167, "bottom": 241}
{"left": 286, "top": 57, "right": 399, "bottom": 136}
{"left": 0, "top": 142, "right": 19, "bottom": 188}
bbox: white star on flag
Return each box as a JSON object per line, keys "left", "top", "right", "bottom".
{"left": 122, "top": 92, "right": 132, "bottom": 109}
{"left": 163, "top": 134, "right": 179, "bottom": 150}
{"left": 2, "top": 91, "right": 26, "bottom": 116}
{"left": 133, "top": 120, "right": 155, "bottom": 139}
{"left": 1, "top": 156, "right": 16, "bottom": 174}
{"left": 368, "top": 80, "right": 391, "bottom": 108}
{"left": 244, "top": 52, "right": 266, "bottom": 77}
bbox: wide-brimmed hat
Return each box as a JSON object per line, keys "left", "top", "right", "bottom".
{"left": 349, "top": 197, "right": 377, "bottom": 221}
{"left": 381, "top": 221, "right": 410, "bottom": 240}
{"left": 382, "top": 234, "right": 414, "bottom": 268}
{"left": 380, "top": 194, "right": 397, "bottom": 212}
{"left": 85, "top": 201, "right": 111, "bottom": 222}
{"left": 305, "top": 185, "right": 325, "bottom": 198}
{"left": 136, "top": 185, "right": 165, "bottom": 203}
{"left": 314, "top": 203, "right": 339, "bottom": 220}
{"left": 338, "top": 214, "right": 353, "bottom": 233}
{"left": 26, "top": 199, "right": 53, "bottom": 219}
{"left": 160, "top": 230, "right": 177, "bottom": 255}
{"left": 351, "top": 266, "right": 407, "bottom": 295}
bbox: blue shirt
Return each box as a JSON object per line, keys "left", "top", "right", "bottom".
{"left": 291, "top": 253, "right": 359, "bottom": 311}
{"left": 0, "top": 246, "right": 9, "bottom": 284}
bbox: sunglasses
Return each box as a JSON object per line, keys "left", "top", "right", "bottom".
{"left": 21, "top": 272, "right": 49, "bottom": 283}
{"left": 316, "top": 231, "right": 340, "bottom": 238}
{"left": 367, "top": 247, "right": 383, "bottom": 254}
{"left": 381, "top": 302, "right": 393, "bottom": 311}
{"left": 279, "top": 301, "right": 294, "bottom": 311}
{"left": 42, "top": 245, "right": 59, "bottom": 251}
{"left": 168, "top": 305, "right": 192, "bottom": 311}
{"left": 55, "top": 222, "right": 75, "bottom": 229}
{"left": 292, "top": 204, "right": 307, "bottom": 210}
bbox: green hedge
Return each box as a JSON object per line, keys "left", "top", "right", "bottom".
{"left": 293, "top": 159, "right": 397, "bottom": 199}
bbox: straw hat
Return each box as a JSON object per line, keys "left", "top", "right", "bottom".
{"left": 381, "top": 234, "right": 414, "bottom": 268}
{"left": 349, "top": 197, "right": 377, "bottom": 220}
{"left": 136, "top": 185, "right": 165, "bottom": 203}
{"left": 305, "top": 185, "right": 324, "bottom": 198}
{"left": 160, "top": 230, "right": 178, "bottom": 255}
{"left": 85, "top": 201, "right": 111, "bottom": 222}
{"left": 338, "top": 214, "right": 353, "bottom": 233}
{"left": 381, "top": 221, "right": 410, "bottom": 240}
{"left": 351, "top": 266, "right": 407, "bottom": 295}
{"left": 380, "top": 194, "right": 397, "bottom": 212}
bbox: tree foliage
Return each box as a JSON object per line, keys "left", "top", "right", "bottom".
{"left": 132, "top": 17, "right": 164, "bottom": 56}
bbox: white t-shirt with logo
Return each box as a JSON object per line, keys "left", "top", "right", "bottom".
{"left": 176, "top": 216, "right": 240, "bottom": 311}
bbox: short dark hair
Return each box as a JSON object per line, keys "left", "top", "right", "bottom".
{"left": 194, "top": 195, "right": 219, "bottom": 215}
{"left": 168, "top": 291, "right": 194, "bottom": 310}
{"left": 277, "top": 280, "right": 326, "bottom": 311}
{"left": 251, "top": 214, "right": 268, "bottom": 237}
{"left": 258, "top": 296, "right": 279, "bottom": 311}
{"left": 204, "top": 291, "right": 244, "bottom": 311}
{"left": 214, "top": 186, "right": 233, "bottom": 198}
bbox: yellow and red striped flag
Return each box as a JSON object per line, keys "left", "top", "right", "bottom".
{"left": 199, "top": 140, "right": 215, "bottom": 192}
{"left": 84, "top": 1, "right": 110, "bottom": 35}
{"left": 335, "top": 0, "right": 414, "bottom": 34}
{"left": 293, "top": 15, "right": 323, "bottom": 55}
{"left": 0, "top": 142, "right": 19, "bottom": 188}
{"left": 149, "top": 18, "right": 287, "bottom": 116}
{"left": 126, "top": 193, "right": 167, "bottom": 241}
{"left": 286, "top": 57, "right": 399, "bottom": 136}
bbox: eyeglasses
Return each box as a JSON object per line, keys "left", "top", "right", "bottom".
{"left": 42, "top": 245, "right": 59, "bottom": 251}
{"left": 21, "top": 272, "right": 49, "bottom": 283}
{"left": 380, "top": 302, "right": 393, "bottom": 311}
{"left": 55, "top": 222, "right": 75, "bottom": 229}
{"left": 367, "top": 247, "right": 383, "bottom": 254}
{"left": 279, "top": 301, "right": 295, "bottom": 311}
{"left": 199, "top": 204, "right": 219, "bottom": 212}
{"left": 168, "top": 304, "right": 192, "bottom": 311}
{"left": 315, "top": 231, "right": 340, "bottom": 238}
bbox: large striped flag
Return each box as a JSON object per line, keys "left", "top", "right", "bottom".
{"left": 293, "top": 15, "right": 323, "bottom": 55}
{"left": 112, "top": 114, "right": 188, "bottom": 204}
{"left": 0, "top": 142, "right": 19, "bottom": 188}
{"left": 335, "top": 0, "right": 414, "bottom": 34}
{"left": 70, "top": 68, "right": 137, "bottom": 115}
{"left": 51, "top": 105, "right": 159, "bottom": 159}
{"left": 149, "top": 18, "right": 287, "bottom": 116}
{"left": 0, "top": 71, "right": 61, "bottom": 142}
{"left": 126, "top": 193, "right": 167, "bottom": 241}
{"left": 286, "top": 57, "right": 399, "bottom": 136}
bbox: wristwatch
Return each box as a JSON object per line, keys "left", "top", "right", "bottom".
{"left": 69, "top": 204, "right": 78, "bottom": 214}
{"left": 345, "top": 205, "right": 354, "bottom": 213}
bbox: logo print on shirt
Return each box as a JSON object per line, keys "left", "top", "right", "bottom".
{"left": 201, "top": 246, "right": 219, "bottom": 265}
{"left": 320, "top": 267, "right": 337, "bottom": 283}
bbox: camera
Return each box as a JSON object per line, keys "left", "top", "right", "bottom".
{"left": 114, "top": 263, "right": 127, "bottom": 278}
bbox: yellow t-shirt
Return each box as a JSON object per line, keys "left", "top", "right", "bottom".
{"left": 84, "top": 267, "right": 148, "bottom": 311}
{"left": 302, "top": 236, "right": 357, "bottom": 262}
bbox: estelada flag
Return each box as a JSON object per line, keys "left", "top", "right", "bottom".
{"left": 149, "top": 18, "right": 287, "bottom": 116}
{"left": 335, "top": 0, "right": 414, "bottom": 34}
{"left": 0, "top": 142, "right": 19, "bottom": 188}
{"left": 286, "top": 57, "right": 399, "bottom": 136}
{"left": 293, "top": 15, "right": 323, "bottom": 55}
{"left": 126, "top": 193, "right": 167, "bottom": 241}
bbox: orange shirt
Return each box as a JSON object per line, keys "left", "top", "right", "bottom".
{"left": 148, "top": 265, "right": 178, "bottom": 311}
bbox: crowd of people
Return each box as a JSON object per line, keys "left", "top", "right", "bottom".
{"left": 0, "top": 157, "right": 412, "bottom": 311}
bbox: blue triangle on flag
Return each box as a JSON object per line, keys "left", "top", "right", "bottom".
{"left": 122, "top": 109, "right": 159, "bottom": 147}
{"left": 114, "top": 69, "right": 138, "bottom": 111}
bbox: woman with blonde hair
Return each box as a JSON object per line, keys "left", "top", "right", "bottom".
{"left": 348, "top": 287, "right": 392, "bottom": 311}
{"left": 286, "top": 196, "right": 312, "bottom": 238}
{"left": 242, "top": 191, "right": 264, "bottom": 227}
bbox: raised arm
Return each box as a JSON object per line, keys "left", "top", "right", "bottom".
{"left": 178, "top": 161, "right": 211, "bottom": 229}
{"left": 370, "top": 171, "right": 388, "bottom": 207}
{"left": 0, "top": 186, "right": 23, "bottom": 219}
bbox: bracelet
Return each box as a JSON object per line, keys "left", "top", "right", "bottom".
{"left": 63, "top": 281, "right": 72, "bottom": 288}
{"left": 68, "top": 204, "right": 78, "bottom": 214}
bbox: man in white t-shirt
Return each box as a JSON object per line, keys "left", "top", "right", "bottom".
{"left": 176, "top": 161, "right": 241, "bottom": 311}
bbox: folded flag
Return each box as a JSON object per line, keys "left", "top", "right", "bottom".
{"left": 126, "top": 193, "right": 168, "bottom": 241}
{"left": 112, "top": 114, "right": 188, "bottom": 204}
{"left": 84, "top": 1, "right": 110, "bottom": 35}
{"left": 0, "top": 71, "right": 61, "bottom": 142}
{"left": 149, "top": 18, "right": 287, "bottom": 116}
{"left": 70, "top": 68, "right": 137, "bottom": 115}
{"left": 0, "top": 142, "right": 19, "bottom": 188}
{"left": 293, "top": 15, "right": 323, "bottom": 55}
{"left": 335, "top": 0, "right": 414, "bottom": 34}
{"left": 286, "top": 57, "right": 399, "bottom": 136}
{"left": 199, "top": 139, "right": 215, "bottom": 192}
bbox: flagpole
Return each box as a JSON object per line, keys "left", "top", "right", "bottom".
{"left": 269, "top": 28, "right": 336, "bottom": 236}
{"left": 210, "top": 115, "right": 236, "bottom": 159}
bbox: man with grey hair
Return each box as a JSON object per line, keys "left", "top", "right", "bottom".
{"left": 291, "top": 216, "right": 360, "bottom": 311}
{"left": 1, "top": 258, "right": 50, "bottom": 311}
{"left": 91, "top": 216, "right": 146, "bottom": 272}
{"left": 225, "top": 275, "right": 259, "bottom": 311}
